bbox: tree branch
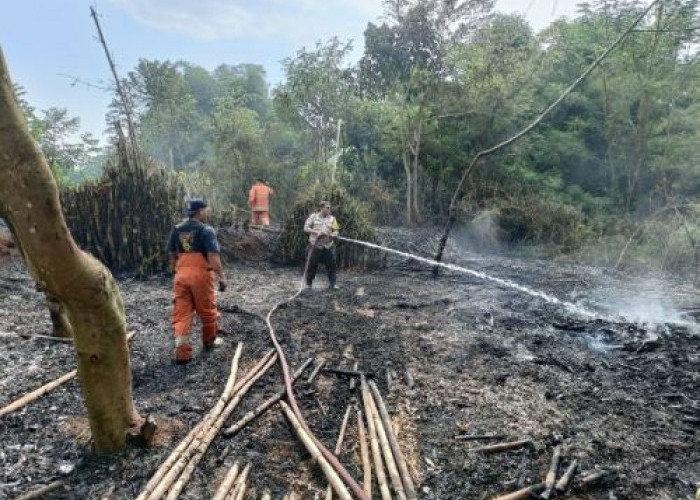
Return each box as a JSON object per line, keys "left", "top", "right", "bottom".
{"left": 434, "top": 0, "right": 663, "bottom": 263}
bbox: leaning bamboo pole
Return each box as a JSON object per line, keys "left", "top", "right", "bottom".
{"left": 136, "top": 343, "right": 244, "bottom": 500}
{"left": 279, "top": 401, "right": 353, "bottom": 500}
{"left": 324, "top": 405, "right": 353, "bottom": 500}
{"left": 162, "top": 354, "right": 278, "bottom": 500}
{"left": 360, "top": 377, "right": 392, "bottom": 500}
{"left": 369, "top": 380, "right": 417, "bottom": 500}
{"left": 0, "top": 332, "right": 136, "bottom": 419}
{"left": 357, "top": 408, "right": 371, "bottom": 499}
{"left": 223, "top": 357, "right": 314, "bottom": 437}
{"left": 364, "top": 379, "right": 407, "bottom": 500}
{"left": 213, "top": 462, "right": 240, "bottom": 500}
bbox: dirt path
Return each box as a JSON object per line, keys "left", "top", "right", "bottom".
{"left": 0, "top": 241, "right": 698, "bottom": 499}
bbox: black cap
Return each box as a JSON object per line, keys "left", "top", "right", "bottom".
{"left": 186, "top": 198, "right": 207, "bottom": 217}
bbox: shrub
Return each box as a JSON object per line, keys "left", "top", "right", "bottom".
{"left": 273, "top": 184, "right": 378, "bottom": 267}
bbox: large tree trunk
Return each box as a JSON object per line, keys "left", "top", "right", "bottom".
{"left": 0, "top": 46, "right": 138, "bottom": 453}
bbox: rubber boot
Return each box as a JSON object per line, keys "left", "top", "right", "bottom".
{"left": 174, "top": 343, "right": 193, "bottom": 365}
{"left": 202, "top": 322, "right": 218, "bottom": 349}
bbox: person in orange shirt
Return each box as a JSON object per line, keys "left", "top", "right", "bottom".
{"left": 248, "top": 179, "right": 274, "bottom": 226}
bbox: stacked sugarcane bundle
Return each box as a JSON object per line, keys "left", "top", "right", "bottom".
{"left": 136, "top": 344, "right": 278, "bottom": 500}
{"left": 272, "top": 184, "right": 380, "bottom": 268}
{"left": 61, "top": 134, "right": 184, "bottom": 276}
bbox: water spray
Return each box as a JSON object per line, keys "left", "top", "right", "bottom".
{"left": 338, "top": 236, "right": 598, "bottom": 319}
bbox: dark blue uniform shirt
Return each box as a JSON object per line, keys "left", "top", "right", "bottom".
{"left": 167, "top": 219, "right": 220, "bottom": 257}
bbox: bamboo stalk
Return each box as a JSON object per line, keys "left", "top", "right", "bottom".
{"left": 223, "top": 357, "right": 313, "bottom": 437}
{"left": 0, "top": 370, "right": 77, "bottom": 418}
{"left": 365, "top": 379, "right": 407, "bottom": 500}
{"left": 0, "top": 332, "right": 136, "bottom": 419}
{"left": 475, "top": 439, "right": 532, "bottom": 454}
{"left": 307, "top": 360, "right": 325, "bottom": 386}
{"left": 368, "top": 380, "right": 417, "bottom": 500}
{"left": 162, "top": 354, "right": 277, "bottom": 500}
{"left": 324, "top": 405, "right": 353, "bottom": 500}
{"left": 455, "top": 434, "right": 508, "bottom": 441}
{"left": 14, "top": 480, "right": 64, "bottom": 500}
{"left": 212, "top": 462, "right": 240, "bottom": 500}
{"left": 137, "top": 343, "right": 245, "bottom": 500}
{"left": 228, "top": 463, "right": 251, "bottom": 500}
{"left": 357, "top": 408, "right": 371, "bottom": 499}
{"left": 260, "top": 490, "right": 271, "bottom": 500}
{"left": 492, "top": 482, "right": 545, "bottom": 500}
{"left": 360, "top": 377, "right": 392, "bottom": 500}
{"left": 541, "top": 445, "right": 562, "bottom": 499}
{"left": 555, "top": 460, "right": 578, "bottom": 493}
{"left": 279, "top": 401, "right": 353, "bottom": 500}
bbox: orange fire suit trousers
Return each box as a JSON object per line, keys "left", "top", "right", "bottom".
{"left": 172, "top": 253, "right": 219, "bottom": 360}
{"left": 251, "top": 210, "right": 270, "bottom": 226}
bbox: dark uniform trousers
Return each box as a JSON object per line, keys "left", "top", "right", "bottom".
{"left": 306, "top": 246, "right": 336, "bottom": 287}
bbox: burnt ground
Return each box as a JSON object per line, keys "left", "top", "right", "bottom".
{"left": 0, "top": 228, "right": 698, "bottom": 500}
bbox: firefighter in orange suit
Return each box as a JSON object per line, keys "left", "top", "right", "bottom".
{"left": 248, "top": 179, "right": 274, "bottom": 226}
{"left": 167, "top": 199, "right": 226, "bottom": 364}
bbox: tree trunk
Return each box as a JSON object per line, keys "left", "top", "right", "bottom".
{"left": 0, "top": 46, "right": 138, "bottom": 454}
{"left": 46, "top": 292, "right": 74, "bottom": 338}
{"left": 0, "top": 211, "right": 74, "bottom": 338}
{"left": 411, "top": 119, "right": 424, "bottom": 224}
{"left": 402, "top": 151, "right": 413, "bottom": 225}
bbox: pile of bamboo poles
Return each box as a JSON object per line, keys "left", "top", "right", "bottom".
{"left": 136, "top": 344, "right": 277, "bottom": 500}
{"left": 61, "top": 133, "right": 184, "bottom": 276}
{"left": 277, "top": 371, "right": 417, "bottom": 500}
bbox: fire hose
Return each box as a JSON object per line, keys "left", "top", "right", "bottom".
{"left": 266, "top": 247, "right": 368, "bottom": 500}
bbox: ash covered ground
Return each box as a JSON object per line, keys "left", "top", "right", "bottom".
{"left": 0, "top": 229, "right": 698, "bottom": 499}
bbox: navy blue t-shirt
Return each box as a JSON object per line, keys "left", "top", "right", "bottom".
{"left": 167, "top": 219, "right": 220, "bottom": 257}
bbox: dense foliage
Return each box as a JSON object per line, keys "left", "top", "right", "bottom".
{"left": 19, "top": 0, "right": 700, "bottom": 273}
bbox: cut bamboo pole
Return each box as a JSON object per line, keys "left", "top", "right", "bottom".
{"left": 455, "top": 434, "right": 508, "bottom": 441}
{"left": 357, "top": 408, "right": 371, "bottom": 499}
{"left": 492, "top": 482, "right": 545, "bottom": 500}
{"left": 0, "top": 370, "right": 76, "bottom": 418}
{"left": 223, "top": 357, "right": 314, "bottom": 437}
{"left": 324, "top": 405, "right": 353, "bottom": 500}
{"left": 212, "top": 461, "right": 240, "bottom": 500}
{"left": 137, "top": 343, "right": 244, "bottom": 500}
{"left": 475, "top": 439, "right": 532, "bottom": 454}
{"left": 541, "top": 445, "right": 561, "bottom": 499}
{"left": 162, "top": 354, "right": 277, "bottom": 500}
{"left": 260, "top": 490, "right": 271, "bottom": 500}
{"left": 279, "top": 401, "right": 353, "bottom": 500}
{"left": 14, "top": 480, "right": 64, "bottom": 500}
{"left": 0, "top": 332, "right": 136, "bottom": 419}
{"left": 360, "top": 377, "right": 391, "bottom": 500}
{"left": 228, "top": 463, "right": 251, "bottom": 500}
{"left": 307, "top": 360, "right": 325, "bottom": 386}
{"left": 555, "top": 460, "right": 578, "bottom": 493}
{"left": 365, "top": 380, "right": 407, "bottom": 500}
{"left": 368, "top": 380, "right": 417, "bottom": 500}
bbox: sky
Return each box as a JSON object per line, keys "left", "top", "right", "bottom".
{"left": 0, "top": 0, "right": 583, "bottom": 141}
